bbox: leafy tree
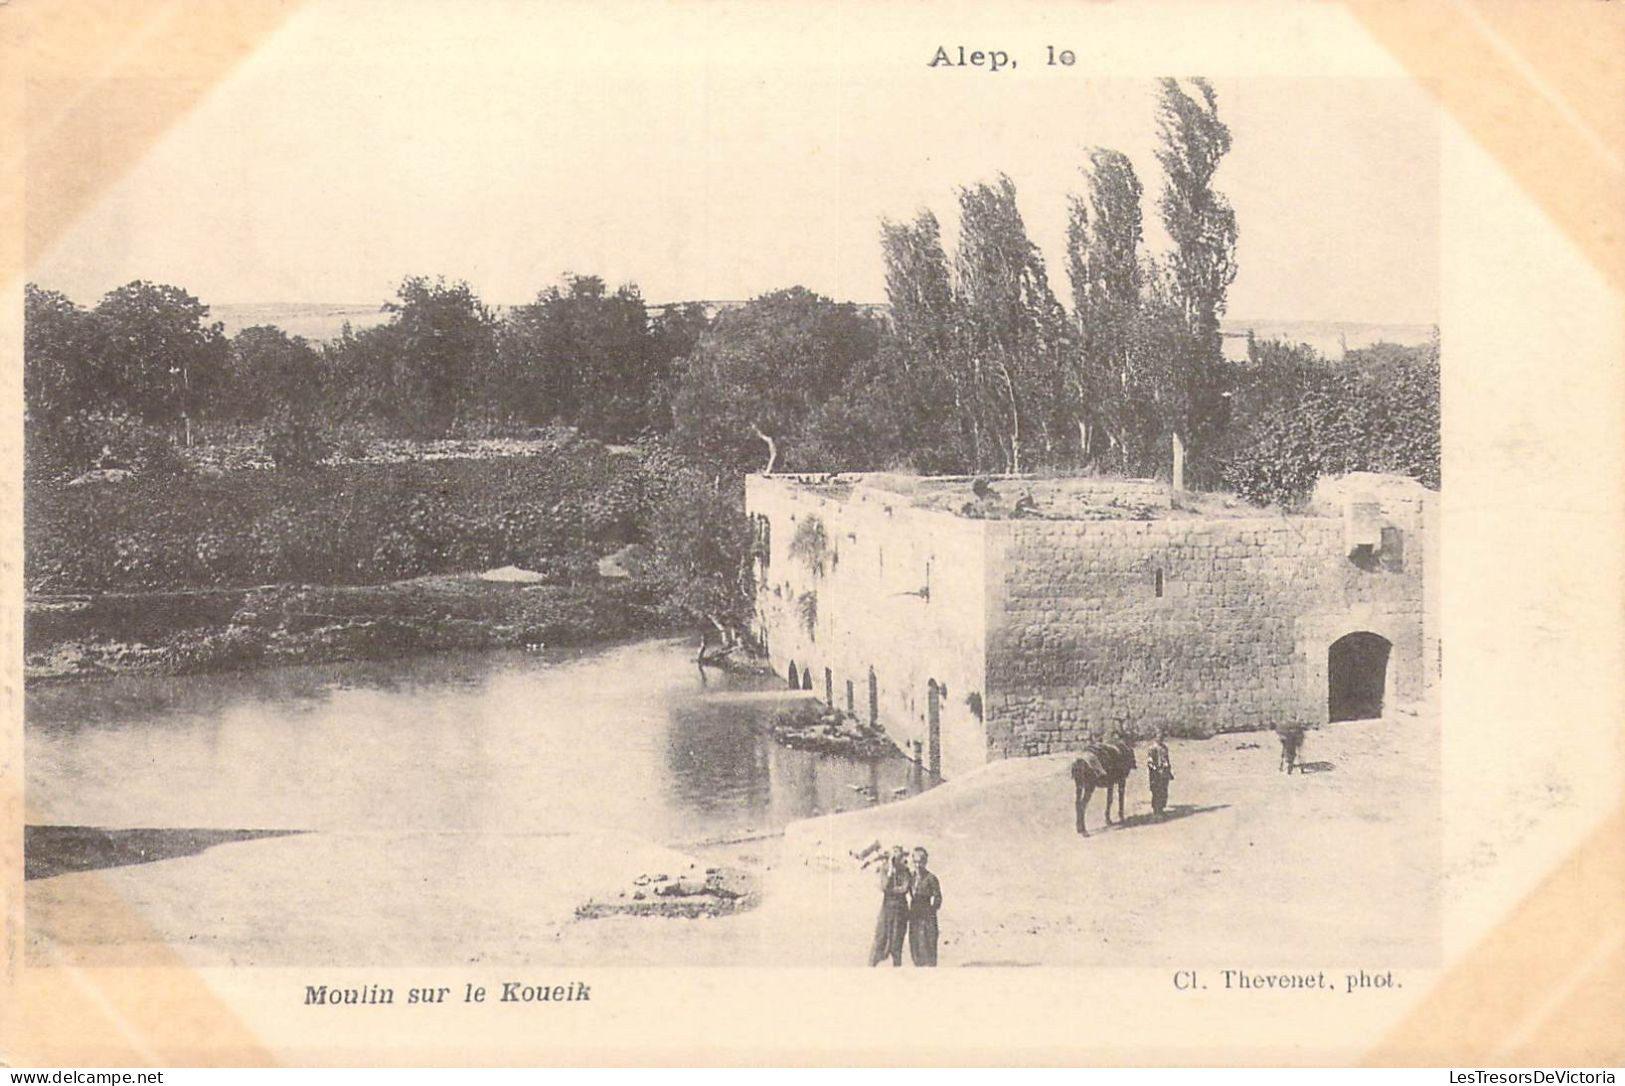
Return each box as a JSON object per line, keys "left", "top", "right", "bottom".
{"left": 951, "top": 174, "right": 1071, "bottom": 472}
{"left": 645, "top": 302, "right": 711, "bottom": 431}
{"left": 1222, "top": 336, "right": 1439, "bottom": 505}
{"left": 669, "top": 287, "right": 880, "bottom": 473}
{"left": 1155, "top": 78, "right": 1240, "bottom": 479}
{"left": 882, "top": 211, "right": 956, "bottom": 366}
{"left": 324, "top": 277, "right": 496, "bottom": 436}
{"left": 321, "top": 321, "right": 399, "bottom": 431}
{"left": 1065, "top": 148, "right": 1145, "bottom": 459}
{"left": 642, "top": 464, "right": 755, "bottom": 644}
{"left": 24, "top": 284, "right": 101, "bottom": 428}
{"left": 1155, "top": 78, "right": 1238, "bottom": 346}
{"left": 1114, "top": 266, "right": 1191, "bottom": 477}
{"left": 864, "top": 212, "right": 970, "bottom": 469}
{"left": 384, "top": 276, "right": 497, "bottom": 435}
{"left": 499, "top": 275, "right": 662, "bottom": 439}
{"left": 227, "top": 325, "right": 325, "bottom": 422}
{"left": 90, "top": 281, "right": 228, "bottom": 443}
{"left": 795, "top": 212, "right": 971, "bottom": 474}
{"left": 1356, "top": 336, "right": 1440, "bottom": 488}
{"left": 263, "top": 409, "right": 333, "bottom": 471}
{"left": 1343, "top": 337, "right": 1437, "bottom": 386}
{"left": 800, "top": 341, "right": 968, "bottom": 473}
{"left": 24, "top": 284, "right": 198, "bottom": 480}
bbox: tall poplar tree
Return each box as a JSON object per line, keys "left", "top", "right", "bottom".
{"left": 1155, "top": 77, "right": 1240, "bottom": 481}
{"left": 1065, "top": 147, "right": 1145, "bottom": 458}
{"left": 1155, "top": 77, "right": 1238, "bottom": 348}
{"left": 873, "top": 210, "right": 970, "bottom": 467}
{"left": 952, "top": 174, "right": 1068, "bottom": 473}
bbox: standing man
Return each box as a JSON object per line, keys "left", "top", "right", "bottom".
{"left": 1148, "top": 729, "right": 1174, "bottom": 817}
{"left": 868, "top": 846, "right": 910, "bottom": 967}
{"left": 907, "top": 847, "right": 942, "bottom": 967}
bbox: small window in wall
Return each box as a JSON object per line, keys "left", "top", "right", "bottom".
{"left": 1154, "top": 568, "right": 1164, "bottom": 598}
{"left": 1380, "top": 526, "right": 1405, "bottom": 572}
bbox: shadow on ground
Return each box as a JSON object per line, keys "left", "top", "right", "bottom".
{"left": 1296, "top": 761, "right": 1337, "bottom": 774}
{"left": 25, "top": 825, "right": 305, "bottom": 880}
{"left": 1111, "top": 803, "right": 1231, "bottom": 831}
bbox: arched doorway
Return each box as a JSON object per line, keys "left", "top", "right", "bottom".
{"left": 1328, "top": 632, "right": 1392, "bottom": 722}
{"left": 787, "top": 661, "right": 800, "bottom": 690}
{"left": 801, "top": 668, "right": 813, "bottom": 692}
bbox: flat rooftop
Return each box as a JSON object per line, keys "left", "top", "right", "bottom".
{"left": 759, "top": 472, "right": 1282, "bottom": 522}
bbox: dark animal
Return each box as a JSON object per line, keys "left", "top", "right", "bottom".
{"left": 1276, "top": 723, "right": 1306, "bottom": 773}
{"left": 1071, "top": 737, "right": 1137, "bottom": 836}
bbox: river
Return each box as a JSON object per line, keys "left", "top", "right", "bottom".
{"left": 25, "top": 638, "right": 930, "bottom": 848}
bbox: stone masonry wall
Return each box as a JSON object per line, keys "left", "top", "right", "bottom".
{"left": 984, "top": 504, "right": 1429, "bottom": 757}
{"left": 748, "top": 472, "right": 1435, "bottom": 771}
{"left": 746, "top": 475, "right": 991, "bottom": 780}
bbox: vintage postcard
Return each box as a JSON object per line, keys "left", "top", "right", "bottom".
{"left": 1, "top": 0, "right": 1620, "bottom": 1067}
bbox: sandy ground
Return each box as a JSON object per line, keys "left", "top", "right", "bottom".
{"left": 27, "top": 711, "right": 1438, "bottom": 968}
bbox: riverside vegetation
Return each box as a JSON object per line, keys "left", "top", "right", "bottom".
{"left": 24, "top": 78, "right": 1438, "bottom": 683}
{"left": 24, "top": 436, "right": 750, "bottom": 680}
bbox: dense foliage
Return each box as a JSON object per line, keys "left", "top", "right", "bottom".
{"left": 1221, "top": 337, "right": 1440, "bottom": 507}
{"left": 23, "top": 77, "right": 1441, "bottom": 657}
{"left": 668, "top": 287, "right": 882, "bottom": 473}
{"left": 30, "top": 440, "right": 658, "bottom": 590}
{"left": 25, "top": 273, "right": 699, "bottom": 478}
{"left": 25, "top": 78, "right": 1437, "bottom": 502}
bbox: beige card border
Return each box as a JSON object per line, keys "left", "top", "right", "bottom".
{"left": 1344, "top": 0, "right": 1623, "bottom": 1065}
{"left": 1, "top": 0, "right": 1621, "bottom": 1066}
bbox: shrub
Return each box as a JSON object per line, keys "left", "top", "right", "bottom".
{"left": 26, "top": 410, "right": 188, "bottom": 483}
{"left": 24, "top": 441, "right": 669, "bottom": 593}
{"left": 264, "top": 412, "right": 332, "bottom": 471}
{"left": 1222, "top": 341, "right": 1439, "bottom": 507}
{"left": 641, "top": 463, "right": 755, "bottom": 637}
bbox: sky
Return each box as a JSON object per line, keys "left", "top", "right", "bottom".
{"left": 29, "top": 0, "right": 1441, "bottom": 326}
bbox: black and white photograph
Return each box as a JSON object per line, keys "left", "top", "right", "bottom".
{"left": 5, "top": 0, "right": 1621, "bottom": 1069}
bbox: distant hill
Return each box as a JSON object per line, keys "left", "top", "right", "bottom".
{"left": 211, "top": 301, "right": 1435, "bottom": 361}
{"left": 211, "top": 302, "right": 393, "bottom": 342}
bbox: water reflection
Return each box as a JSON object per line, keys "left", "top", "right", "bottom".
{"left": 27, "top": 640, "right": 930, "bottom": 845}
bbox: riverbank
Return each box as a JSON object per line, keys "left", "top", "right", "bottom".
{"left": 26, "top": 707, "right": 1437, "bottom": 967}
{"left": 24, "top": 573, "right": 676, "bottom": 683}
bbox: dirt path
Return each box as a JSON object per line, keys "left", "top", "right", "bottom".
{"left": 27, "top": 712, "right": 1438, "bottom": 968}
{"left": 547, "top": 711, "right": 1439, "bottom": 967}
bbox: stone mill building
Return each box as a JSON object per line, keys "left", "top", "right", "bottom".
{"left": 746, "top": 471, "right": 1438, "bottom": 781}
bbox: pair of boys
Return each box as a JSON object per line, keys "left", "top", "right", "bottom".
{"left": 870, "top": 846, "right": 942, "bottom": 967}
